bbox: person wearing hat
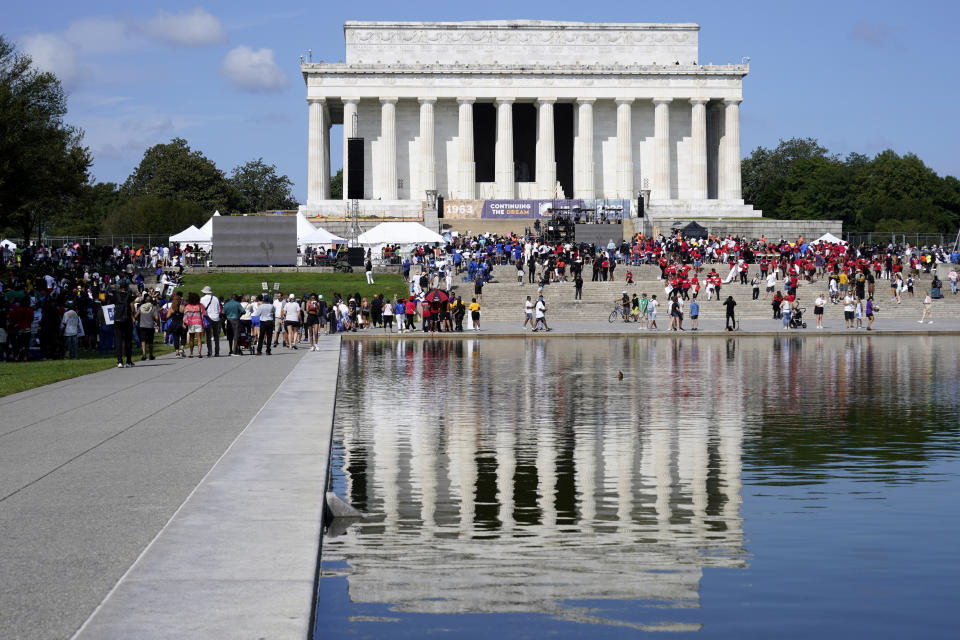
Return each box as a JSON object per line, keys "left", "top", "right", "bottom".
{"left": 135, "top": 293, "right": 160, "bottom": 361}
{"left": 283, "top": 293, "right": 302, "bottom": 348}
{"left": 200, "top": 285, "right": 222, "bottom": 357}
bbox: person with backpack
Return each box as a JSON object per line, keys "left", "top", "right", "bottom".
{"left": 111, "top": 282, "right": 136, "bottom": 368}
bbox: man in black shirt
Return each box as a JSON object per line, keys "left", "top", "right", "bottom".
{"left": 723, "top": 295, "right": 737, "bottom": 331}
{"left": 111, "top": 282, "right": 136, "bottom": 367}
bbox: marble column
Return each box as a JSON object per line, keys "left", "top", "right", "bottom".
{"left": 457, "top": 97, "right": 475, "bottom": 199}
{"left": 418, "top": 98, "right": 436, "bottom": 200}
{"left": 615, "top": 98, "right": 633, "bottom": 200}
{"left": 690, "top": 98, "right": 709, "bottom": 200}
{"left": 307, "top": 97, "right": 329, "bottom": 205}
{"left": 380, "top": 97, "right": 397, "bottom": 200}
{"left": 536, "top": 98, "right": 556, "bottom": 198}
{"left": 722, "top": 98, "right": 743, "bottom": 201}
{"left": 715, "top": 103, "right": 727, "bottom": 200}
{"left": 574, "top": 99, "right": 595, "bottom": 199}
{"left": 495, "top": 98, "right": 515, "bottom": 198}
{"left": 341, "top": 99, "right": 358, "bottom": 201}
{"left": 652, "top": 98, "right": 672, "bottom": 201}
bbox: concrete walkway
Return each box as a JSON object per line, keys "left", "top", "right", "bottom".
{"left": 0, "top": 345, "right": 309, "bottom": 640}
{"left": 74, "top": 337, "right": 340, "bottom": 639}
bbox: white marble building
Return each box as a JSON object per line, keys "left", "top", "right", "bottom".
{"left": 300, "top": 21, "right": 759, "bottom": 219}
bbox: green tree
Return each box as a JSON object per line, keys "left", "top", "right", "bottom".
{"left": 229, "top": 158, "right": 297, "bottom": 212}
{"left": 101, "top": 196, "right": 207, "bottom": 235}
{"left": 741, "top": 137, "right": 833, "bottom": 215}
{"left": 49, "top": 181, "right": 121, "bottom": 236}
{"left": 122, "top": 137, "right": 236, "bottom": 213}
{"left": 330, "top": 169, "right": 342, "bottom": 200}
{"left": 0, "top": 36, "right": 91, "bottom": 240}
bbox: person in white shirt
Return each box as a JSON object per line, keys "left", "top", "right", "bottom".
{"left": 646, "top": 295, "right": 659, "bottom": 330}
{"left": 272, "top": 293, "right": 285, "bottom": 347}
{"left": 282, "top": 293, "right": 302, "bottom": 348}
{"left": 523, "top": 296, "right": 534, "bottom": 329}
{"left": 843, "top": 294, "right": 855, "bottom": 328}
{"left": 814, "top": 294, "right": 826, "bottom": 329}
{"left": 200, "top": 286, "right": 222, "bottom": 356}
{"left": 765, "top": 271, "right": 776, "bottom": 299}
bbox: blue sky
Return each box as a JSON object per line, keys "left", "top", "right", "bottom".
{"left": 7, "top": 0, "right": 958, "bottom": 204}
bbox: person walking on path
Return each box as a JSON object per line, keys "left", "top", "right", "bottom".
{"left": 647, "top": 295, "right": 660, "bottom": 330}
{"left": 183, "top": 292, "right": 205, "bottom": 358}
{"left": 723, "top": 295, "right": 737, "bottom": 332}
{"left": 134, "top": 294, "right": 159, "bottom": 361}
{"left": 865, "top": 296, "right": 876, "bottom": 331}
{"left": 533, "top": 295, "right": 552, "bottom": 332}
{"left": 814, "top": 293, "right": 826, "bottom": 329}
{"left": 254, "top": 295, "right": 274, "bottom": 354}
{"left": 283, "top": 293, "right": 302, "bottom": 347}
{"left": 919, "top": 291, "right": 934, "bottom": 324}
{"left": 200, "top": 286, "right": 222, "bottom": 357}
{"left": 843, "top": 293, "right": 856, "bottom": 329}
{"left": 524, "top": 296, "right": 534, "bottom": 329}
{"left": 222, "top": 294, "right": 244, "bottom": 355}
{"left": 469, "top": 297, "right": 481, "bottom": 331}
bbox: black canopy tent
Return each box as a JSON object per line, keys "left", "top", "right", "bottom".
{"left": 681, "top": 221, "right": 709, "bottom": 239}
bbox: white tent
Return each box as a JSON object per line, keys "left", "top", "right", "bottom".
{"left": 300, "top": 226, "right": 347, "bottom": 246}
{"left": 356, "top": 222, "right": 445, "bottom": 246}
{"left": 0, "top": 239, "right": 16, "bottom": 250}
{"left": 296, "top": 212, "right": 319, "bottom": 245}
{"left": 815, "top": 232, "right": 846, "bottom": 244}
{"left": 169, "top": 225, "right": 211, "bottom": 243}
{"left": 198, "top": 210, "right": 221, "bottom": 237}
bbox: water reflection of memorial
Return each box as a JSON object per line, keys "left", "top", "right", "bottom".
{"left": 325, "top": 338, "right": 751, "bottom": 628}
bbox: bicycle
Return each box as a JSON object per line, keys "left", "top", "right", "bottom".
{"left": 609, "top": 303, "right": 632, "bottom": 323}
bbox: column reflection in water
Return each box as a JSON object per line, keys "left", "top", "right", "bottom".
{"left": 327, "top": 338, "right": 751, "bottom": 629}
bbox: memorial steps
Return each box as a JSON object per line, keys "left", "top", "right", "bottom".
{"left": 470, "top": 264, "right": 960, "bottom": 323}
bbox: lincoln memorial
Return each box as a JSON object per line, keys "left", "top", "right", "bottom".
{"left": 299, "top": 21, "right": 759, "bottom": 220}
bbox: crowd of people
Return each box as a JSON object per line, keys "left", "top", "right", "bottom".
{"left": 1, "top": 232, "right": 957, "bottom": 363}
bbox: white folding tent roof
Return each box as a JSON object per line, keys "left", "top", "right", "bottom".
{"left": 300, "top": 226, "right": 347, "bottom": 245}
{"left": 815, "top": 232, "right": 846, "bottom": 244}
{"left": 296, "top": 212, "right": 320, "bottom": 244}
{"left": 169, "top": 225, "right": 212, "bottom": 243}
{"left": 198, "top": 210, "right": 221, "bottom": 237}
{"left": 356, "top": 222, "right": 445, "bottom": 246}
{"left": 1, "top": 239, "right": 16, "bottom": 249}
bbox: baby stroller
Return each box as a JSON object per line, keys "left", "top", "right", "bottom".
{"left": 236, "top": 323, "right": 254, "bottom": 354}
{"left": 789, "top": 307, "right": 807, "bottom": 329}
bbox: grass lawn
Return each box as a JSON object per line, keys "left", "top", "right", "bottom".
{"left": 178, "top": 272, "right": 411, "bottom": 302}
{"left": 0, "top": 345, "right": 174, "bottom": 398}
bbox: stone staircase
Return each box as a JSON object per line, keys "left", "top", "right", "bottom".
{"left": 469, "top": 264, "right": 960, "bottom": 324}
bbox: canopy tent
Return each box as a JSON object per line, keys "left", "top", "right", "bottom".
{"left": 1, "top": 239, "right": 16, "bottom": 250}
{"left": 681, "top": 221, "right": 709, "bottom": 239}
{"left": 356, "top": 222, "right": 445, "bottom": 246}
{"left": 198, "top": 210, "right": 221, "bottom": 237}
{"left": 169, "top": 225, "right": 211, "bottom": 243}
{"left": 815, "top": 232, "right": 846, "bottom": 244}
{"left": 295, "top": 212, "right": 320, "bottom": 245}
{"left": 300, "top": 226, "right": 347, "bottom": 246}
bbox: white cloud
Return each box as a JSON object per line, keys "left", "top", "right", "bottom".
{"left": 19, "top": 8, "right": 228, "bottom": 89}
{"left": 141, "top": 7, "right": 227, "bottom": 47}
{"left": 221, "top": 46, "right": 289, "bottom": 93}
{"left": 20, "top": 32, "right": 92, "bottom": 88}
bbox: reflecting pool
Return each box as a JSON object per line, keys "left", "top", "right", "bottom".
{"left": 315, "top": 337, "right": 960, "bottom": 638}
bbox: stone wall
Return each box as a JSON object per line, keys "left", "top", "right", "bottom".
{"left": 650, "top": 218, "right": 843, "bottom": 241}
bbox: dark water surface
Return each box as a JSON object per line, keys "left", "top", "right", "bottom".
{"left": 315, "top": 337, "right": 960, "bottom": 639}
